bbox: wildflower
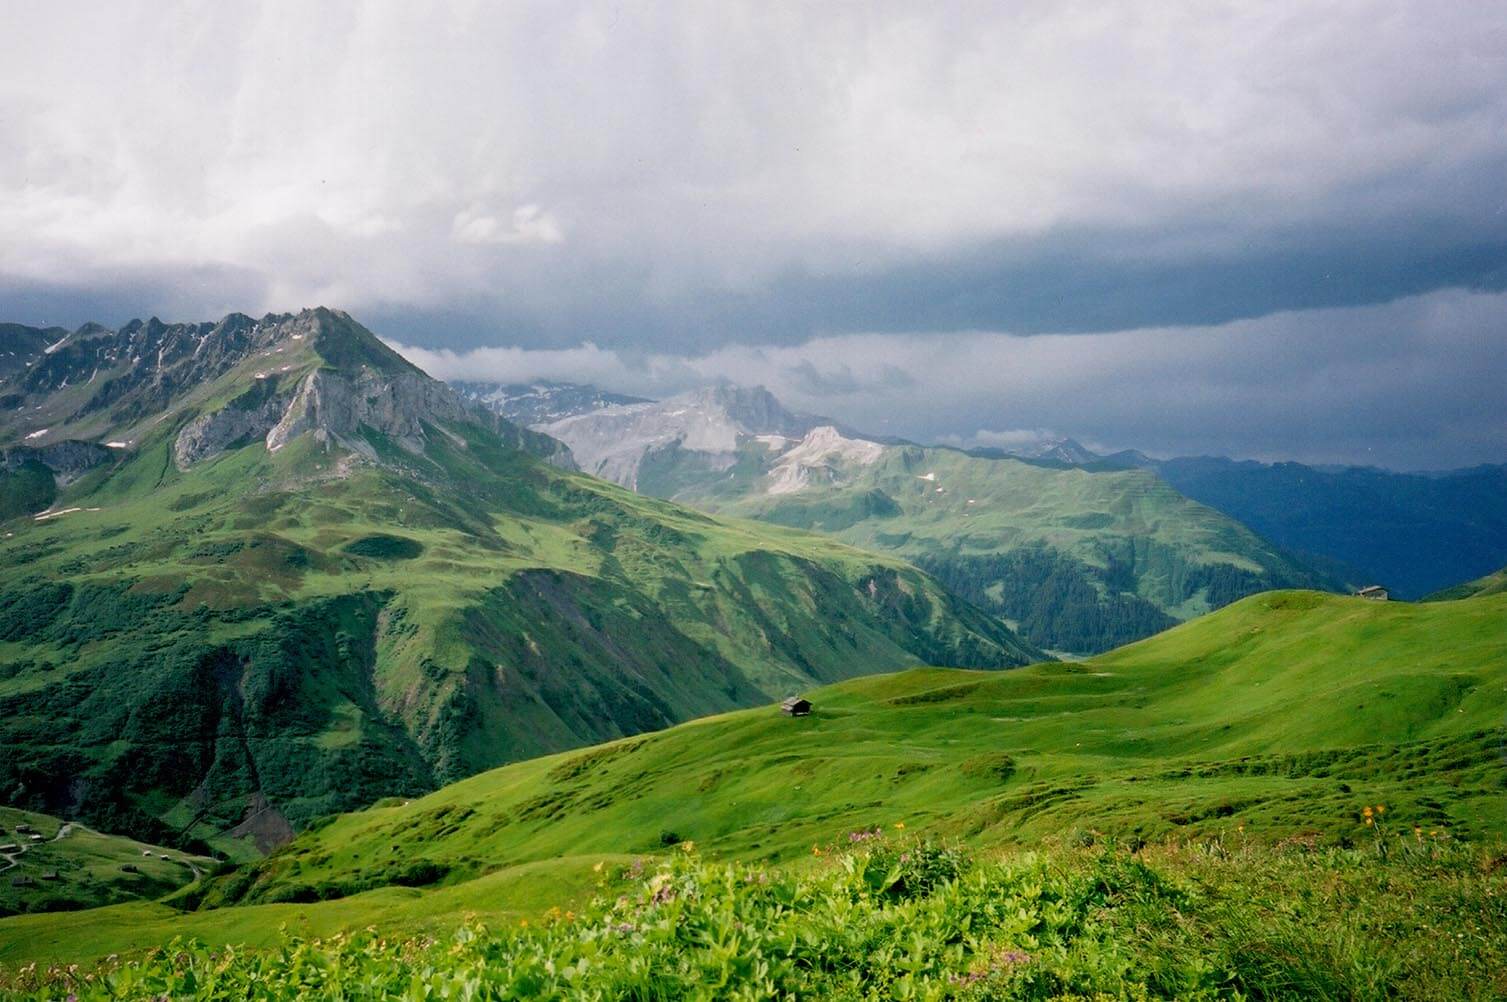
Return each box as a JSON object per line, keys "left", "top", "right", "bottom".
{"left": 680, "top": 840, "right": 696, "bottom": 854}
{"left": 1365, "top": 816, "right": 1374, "bottom": 827}
{"left": 1376, "top": 803, "right": 1386, "bottom": 815}
{"left": 894, "top": 822, "right": 906, "bottom": 830}
{"left": 1362, "top": 806, "right": 1374, "bottom": 819}
{"left": 593, "top": 861, "right": 604, "bottom": 873}
{"left": 811, "top": 844, "right": 823, "bottom": 856}
{"left": 519, "top": 918, "right": 528, "bottom": 928}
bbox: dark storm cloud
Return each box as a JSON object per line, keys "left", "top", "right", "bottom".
{"left": 395, "top": 288, "right": 1507, "bottom": 471}
{"left": 343, "top": 217, "right": 1507, "bottom": 354}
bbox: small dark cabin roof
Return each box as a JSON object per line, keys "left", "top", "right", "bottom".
{"left": 781, "top": 696, "right": 812, "bottom": 713}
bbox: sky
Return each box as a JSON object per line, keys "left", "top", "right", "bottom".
{"left": 2, "top": 2, "right": 1505, "bottom": 469}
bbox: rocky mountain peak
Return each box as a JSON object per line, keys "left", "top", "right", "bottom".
{"left": 686, "top": 383, "right": 809, "bottom": 436}
{"left": 1, "top": 307, "right": 572, "bottom": 478}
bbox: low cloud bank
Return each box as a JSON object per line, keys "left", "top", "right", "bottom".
{"left": 391, "top": 288, "right": 1507, "bottom": 471}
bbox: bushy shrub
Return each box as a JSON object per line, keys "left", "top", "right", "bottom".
{"left": 848, "top": 836, "right": 969, "bottom": 901}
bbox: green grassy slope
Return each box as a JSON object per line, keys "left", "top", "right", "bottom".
{"left": 0, "top": 311, "right": 1035, "bottom": 858}
{"left": 3, "top": 588, "right": 1500, "bottom": 970}
{"left": 9, "top": 841, "right": 1505, "bottom": 999}
{"left": 1425, "top": 565, "right": 1507, "bottom": 601}
{"left": 221, "top": 589, "right": 1506, "bottom": 889}
{"left": 650, "top": 439, "right": 1336, "bottom": 652}
{"left": 0, "top": 807, "right": 211, "bottom": 918}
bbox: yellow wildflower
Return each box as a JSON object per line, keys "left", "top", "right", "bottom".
{"left": 811, "top": 844, "right": 822, "bottom": 856}
{"left": 1362, "top": 806, "right": 1373, "bottom": 818}
{"left": 593, "top": 861, "right": 604, "bottom": 873}
{"left": 1375, "top": 803, "right": 1386, "bottom": 815}
{"left": 894, "top": 822, "right": 906, "bottom": 830}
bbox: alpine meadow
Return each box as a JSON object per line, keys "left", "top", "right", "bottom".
{"left": 3, "top": 4, "right": 1507, "bottom": 1000}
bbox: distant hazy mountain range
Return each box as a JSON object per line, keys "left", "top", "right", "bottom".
{"left": 0, "top": 313, "right": 1035, "bottom": 853}
{"left": 458, "top": 381, "right": 1334, "bottom": 653}
{"left": 461, "top": 378, "right": 1507, "bottom": 643}
{"left": 1152, "top": 458, "right": 1507, "bottom": 599}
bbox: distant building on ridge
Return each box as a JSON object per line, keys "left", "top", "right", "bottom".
{"left": 1355, "top": 585, "right": 1389, "bottom": 601}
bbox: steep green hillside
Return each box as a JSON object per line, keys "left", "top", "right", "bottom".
{"left": 653, "top": 433, "right": 1334, "bottom": 652}
{"left": 0, "top": 310, "right": 1036, "bottom": 858}
{"left": 1425, "top": 565, "right": 1507, "bottom": 601}
{"left": 2, "top": 588, "right": 1501, "bottom": 974}
{"left": 0, "top": 808, "right": 212, "bottom": 918}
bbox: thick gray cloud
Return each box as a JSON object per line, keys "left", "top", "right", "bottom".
{"left": 393, "top": 288, "right": 1507, "bottom": 471}
{"left": 2, "top": 2, "right": 1505, "bottom": 464}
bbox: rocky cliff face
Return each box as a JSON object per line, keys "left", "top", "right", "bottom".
{"left": 265, "top": 368, "right": 477, "bottom": 457}
{"left": 170, "top": 366, "right": 478, "bottom": 470}
{"left": 1, "top": 440, "right": 114, "bottom": 486}
{"left": 537, "top": 384, "right": 824, "bottom": 487}
{"left": 172, "top": 380, "right": 292, "bottom": 469}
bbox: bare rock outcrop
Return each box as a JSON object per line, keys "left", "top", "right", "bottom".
{"left": 2, "top": 440, "right": 114, "bottom": 486}
{"left": 173, "top": 391, "right": 289, "bottom": 469}
{"left": 265, "top": 368, "right": 475, "bottom": 457}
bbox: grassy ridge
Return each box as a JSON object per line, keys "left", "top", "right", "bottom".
{"left": 1426, "top": 565, "right": 1507, "bottom": 602}
{"left": 4, "top": 588, "right": 1498, "bottom": 970}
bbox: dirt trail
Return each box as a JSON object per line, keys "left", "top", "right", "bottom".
{"left": 2, "top": 820, "right": 203, "bottom": 880}
{"left": 0, "top": 822, "right": 62, "bottom": 873}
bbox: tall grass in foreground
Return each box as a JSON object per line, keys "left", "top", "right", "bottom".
{"left": 5, "top": 833, "right": 1503, "bottom": 1001}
